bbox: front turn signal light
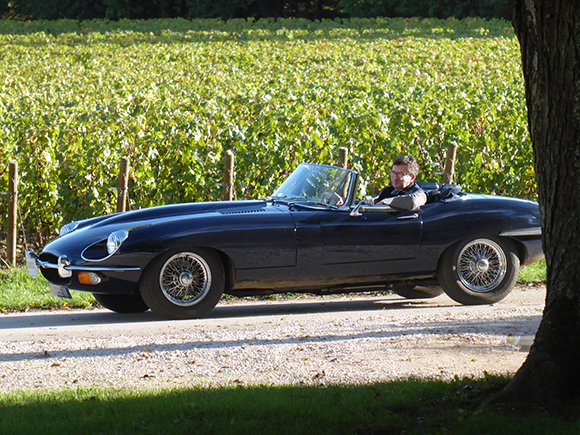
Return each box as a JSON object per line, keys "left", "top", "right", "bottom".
{"left": 78, "top": 272, "right": 102, "bottom": 285}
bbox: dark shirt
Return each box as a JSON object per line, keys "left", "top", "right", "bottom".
{"left": 375, "top": 182, "right": 427, "bottom": 211}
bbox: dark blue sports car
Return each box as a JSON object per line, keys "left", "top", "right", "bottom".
{"left": 29, "top": 163, "right": 544, "bottom": 319}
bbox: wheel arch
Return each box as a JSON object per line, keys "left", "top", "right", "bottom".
{"left": 137, "top": 245, "right": 236, "bottom": 294}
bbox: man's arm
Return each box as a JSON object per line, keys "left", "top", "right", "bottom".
{"left": 376, "top": 190, "right": 427, "bottom": 211}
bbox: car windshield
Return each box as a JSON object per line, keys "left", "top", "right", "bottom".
{"left": 269, "top": 163, "right": 356, "bottom": 207}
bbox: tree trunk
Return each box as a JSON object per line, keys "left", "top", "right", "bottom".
{"left": 491, "top": 1, "right": 580, "bottom": 408}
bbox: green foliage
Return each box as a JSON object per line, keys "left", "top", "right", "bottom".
{"left": 0, "top": 18, "right": 534, "bottom": 244}
{"left": 339, "top": 0, "right": 512, "bottom": 19}
{"left": 2, "top": 0, "right": 343, "bottom": 20}
{"left": 2, "top": 0, "right": 513, "bottom": 21}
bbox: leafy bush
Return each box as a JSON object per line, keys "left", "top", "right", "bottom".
{"left": 0, "top": 18, "right": 533, "bottom": 245}
{"left": 338, "top": 0, "right": 512, "bottom": 20}
{"left": 2, "top": 0, "right": 342, "bottom": 20}
{"left": 3, "top": 0, "right": 511, "bottom": 20}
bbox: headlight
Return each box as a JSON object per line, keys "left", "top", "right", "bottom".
{"left": 106, "top": 230, "right": 129, "bottom": 255}
{"left": 60, "top": 221, "right": 79, "bottom": 236}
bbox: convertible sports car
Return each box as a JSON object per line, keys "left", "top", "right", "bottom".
{"left": 29, "top": 163, "right": 544, "bottom": 320}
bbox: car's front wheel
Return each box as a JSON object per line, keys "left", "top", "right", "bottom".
{"left": 438, "top": 237, "right": 520, "bottom": 305}
{"left": 92, "top": 293, "right": 149, "bottom": 313}
{"left": 139, "top": 249, "right": 225, "bottom": 320}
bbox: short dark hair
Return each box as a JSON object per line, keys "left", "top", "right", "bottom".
{"left": 392, "top": 155, "right": 419, "bottom": 177}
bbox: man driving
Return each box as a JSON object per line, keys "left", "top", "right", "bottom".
{"left": 373, "top": 155, "right": 427, "bottom": 211}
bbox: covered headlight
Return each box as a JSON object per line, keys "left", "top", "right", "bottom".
{"left": 60, "top": 221, "right": 79, "bottom": 236}
{"left": 106, "top": 230, "right": 129, "bottom": 255}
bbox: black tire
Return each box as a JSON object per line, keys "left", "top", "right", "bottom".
{"left": 438, "top": 237, "right": 520, "bottom": 305}
{"left": 391, "top": 285, "right": 444, "bottom": 299}
{"left": 92, "top": 293, "right": 149, "bottom": 313}
{"left": 139, "top": 249, "right": 225, "bottom": 320}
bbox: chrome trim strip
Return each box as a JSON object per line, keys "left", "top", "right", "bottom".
{"left": 81, "top": 240, "right": 115, "bottom": 263}
{"left": 36, "top": 259, "right": 140, "bottom": 273}
{"left": 499, "top": 227, "right": 542, "bottom": 237}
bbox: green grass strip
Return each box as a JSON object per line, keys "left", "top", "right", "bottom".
{"left": 0, "top": 376, "right": 576, "bottom": 435}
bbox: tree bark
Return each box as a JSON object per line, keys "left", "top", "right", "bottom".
{"left": 491, "top": 1, "right": 580, "bottom": 408}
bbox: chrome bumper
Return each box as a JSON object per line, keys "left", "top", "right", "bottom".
{"left": 28, "top": 251, "right": 141, "bottom": 279}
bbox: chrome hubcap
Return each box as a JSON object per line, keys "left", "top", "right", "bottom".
{"left": 179, "top": 271, "right": 194, "bottom": 287}
{"left": 475, "top": 258, "right": 490, "bottom": 273}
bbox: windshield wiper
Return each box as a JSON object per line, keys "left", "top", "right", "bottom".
{"left": 266, "top": 195, "right": 307, "bottom": 204}
{"left": 267, "top": 196, "right": 339, "bottom": 210}
{"left": 287, "top": 201, "right": 338, "bottom": 211}
{"left": 305, "top": 200, "right": 339, "bottom": 210}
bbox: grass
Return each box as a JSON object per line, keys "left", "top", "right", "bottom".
{"left": 0, "top": 260, "right": 547, "bottom": 313}
{"left": 0, "top": 267, "right": 96, "bottom": 313}
{"left": 0, "top": 376, "right": 577, "bottom": 435}
{"left": 518, "top": 259, "right": 546, "bottom": 284}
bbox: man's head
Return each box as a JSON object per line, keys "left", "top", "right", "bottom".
{"left": 391, "top": 155, "right": 419, "bottom": 191}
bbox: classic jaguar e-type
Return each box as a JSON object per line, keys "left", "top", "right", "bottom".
{"left": 29, "top": 163, "right": 544, "bottom": 320}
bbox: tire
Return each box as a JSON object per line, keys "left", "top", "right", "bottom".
{"left": 438, "top": 237, "right": 520, "bottom": 305}
{"left": 391, "top": 285, "right": 444, "bottom": 299}
{"left": 139, "top": 249, "right": 225, "bottom": 320}
{"left": 92, "top": 293, "right": 149, "bottom": 313}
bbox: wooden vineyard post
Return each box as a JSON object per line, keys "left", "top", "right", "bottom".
{"left": 7, "top": 161, "right": 18, "bottom": 267}
{"left": 223, "top": 150, "right": 234, "bottom": 201}
{"left": 338, "top": 147, "right": 348, "bottom": 168}
{"left": 116, "top": 157, "right": 130, "bottom": 213}
{"left": 443, "top": 142, "right": 457, "bottom": 185}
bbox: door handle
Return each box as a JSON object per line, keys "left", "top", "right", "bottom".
{"left": 397, "top": 213, "right": 419, "bottom": 220}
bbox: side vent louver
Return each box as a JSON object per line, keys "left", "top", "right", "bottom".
{"left": 218, "top": 208, "right": 266, "bottom": 215}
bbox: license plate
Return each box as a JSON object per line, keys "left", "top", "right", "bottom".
{"left": 26, "top": 251, "right": 38, "bottom": 278}
{"left": 49, "top": 283, "right": 72, "bottom": 299}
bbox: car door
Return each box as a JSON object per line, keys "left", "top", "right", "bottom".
{"left": 319, "top": 207, "right": 423, "bottom": 278}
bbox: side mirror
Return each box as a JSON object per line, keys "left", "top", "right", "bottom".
{"left": 350, "top": 195, "right": 374, "bottom": 217}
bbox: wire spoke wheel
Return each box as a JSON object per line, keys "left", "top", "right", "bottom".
{"left": 439, "top": 237, "right": 519, "bottom": 305}
{"left": 457, "top": 239, "right": 507, "bottom": 293}
{"left": 159, "top": 252, "right": 212, "bottom": 306}
{"left": 140, "top": 248, "right": 225, "bottom": 319}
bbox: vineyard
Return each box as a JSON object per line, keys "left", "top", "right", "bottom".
{"left": 0, "top": 17, "right": 533, "bottom": 246}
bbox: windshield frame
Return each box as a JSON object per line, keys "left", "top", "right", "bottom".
{"left": 269, "top": 163, "right": 359, "bottom": 209}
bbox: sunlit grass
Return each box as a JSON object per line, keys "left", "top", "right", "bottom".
{"left": 0, "top": 267, "right": 96, "bottom": 313}
{"left": 518, "top": 260, "right": 546, "bottom": 285}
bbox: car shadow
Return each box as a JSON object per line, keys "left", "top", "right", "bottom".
{"left": 209, "top": 296, "right": 443, "bottom": 319}
{"left": 0, "top": 296, "right": 446, "bottom": 330}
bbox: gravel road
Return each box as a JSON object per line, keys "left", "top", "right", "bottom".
{"left": 0, "top": 285, "right": 545, "bottom": 391}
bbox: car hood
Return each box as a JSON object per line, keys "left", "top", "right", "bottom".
{"left": 44, "top": 200, "right": 284, "bottom": 255}
{"left": 74, "top": 200, "right": 272, "bottom": 229}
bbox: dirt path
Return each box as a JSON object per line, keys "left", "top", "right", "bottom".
{"left": 0, "top": 285, "right": 545, "bottom": 391}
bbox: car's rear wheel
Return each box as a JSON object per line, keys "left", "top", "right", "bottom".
{"left": 92, "top": 293, "right": 149, "bottom": 313}
{"left": 139, "top": 249, "right": 225, "bottom": 320}
{"left": 438, "top": 237, "right": 519, "bottom": 305}
{"left": 391, "top": 285, "right": 444, "bottom": 299}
